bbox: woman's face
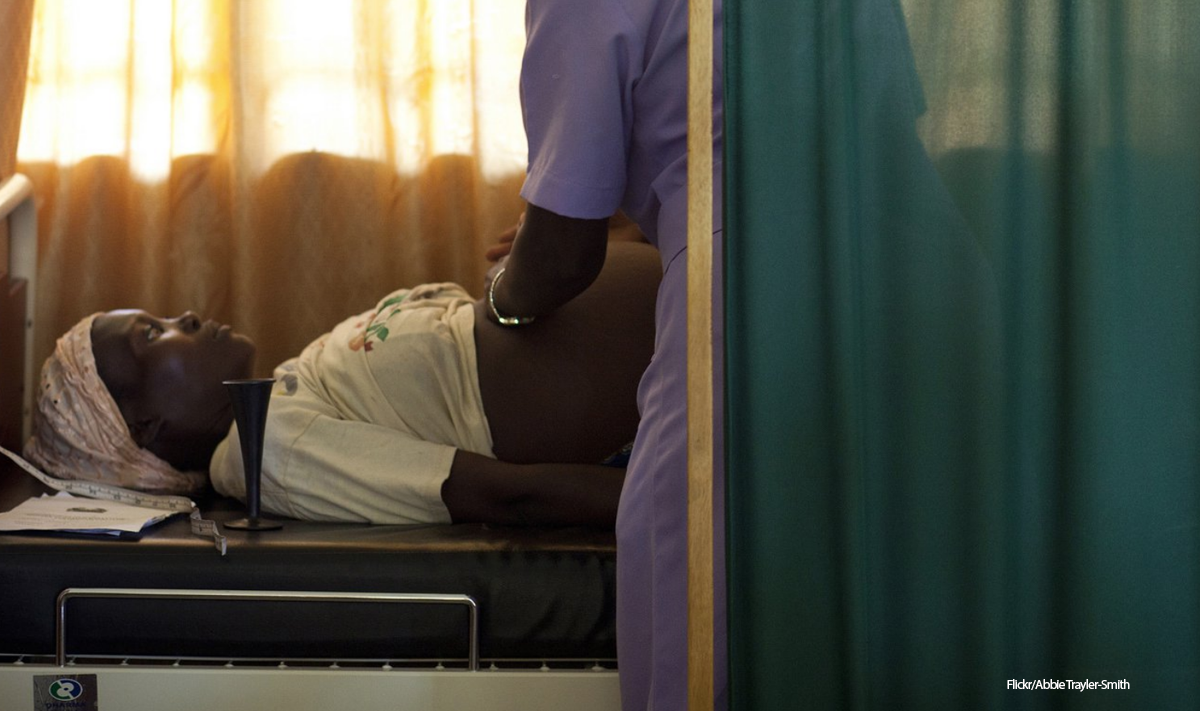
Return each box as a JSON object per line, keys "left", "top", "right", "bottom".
{"left": 91, "top": 310, "right": 256, "bottom": 469}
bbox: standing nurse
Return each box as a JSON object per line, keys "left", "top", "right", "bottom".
{"left": 487, "top": 0, "right": 725, "bottom": 709}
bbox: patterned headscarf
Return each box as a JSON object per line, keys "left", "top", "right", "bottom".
{"left": 23, "top": 313, "right": 207, "bottom": 495}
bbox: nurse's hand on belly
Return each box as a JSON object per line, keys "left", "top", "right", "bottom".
{"left": 485, "top": 212, "right": 523, "bottom": 263}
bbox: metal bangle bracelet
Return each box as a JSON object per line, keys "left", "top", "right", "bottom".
{"left": 488, "top": 267, "right": 536, "bottom": 326}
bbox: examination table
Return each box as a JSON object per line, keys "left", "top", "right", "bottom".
{"left": 0, "top": 456, "right": 622, "bottom": 709}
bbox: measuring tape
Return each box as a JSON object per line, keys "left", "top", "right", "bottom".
{"left": 0, "top": 444, "right": 227, "bottom": 555}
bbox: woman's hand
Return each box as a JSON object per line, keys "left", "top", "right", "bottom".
{"left": 441, "top": 450, "right": 625, "bottom": 527}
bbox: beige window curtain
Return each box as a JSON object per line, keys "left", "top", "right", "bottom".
{"left": 18, "top": 0, "right": 529, "bottom": 375}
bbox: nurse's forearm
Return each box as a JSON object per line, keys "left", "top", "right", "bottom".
{"left": 491, "top": 203, "right": 608, "bottom": 318}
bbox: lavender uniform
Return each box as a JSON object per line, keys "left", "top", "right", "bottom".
{"left": 519, "top": 0, "right": 726, "bottom": 708}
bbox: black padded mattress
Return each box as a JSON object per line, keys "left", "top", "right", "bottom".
{"left": 0, "top": 464, "right": 617, "bottom": 663}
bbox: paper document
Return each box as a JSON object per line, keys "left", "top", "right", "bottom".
{"left": 0, "top": 491, "right": 181, "bottom": 535}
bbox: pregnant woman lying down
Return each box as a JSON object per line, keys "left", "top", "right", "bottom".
{"left": 24, "top": 241, "right": 659, "bottom": 527}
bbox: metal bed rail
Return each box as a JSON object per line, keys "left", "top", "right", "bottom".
{"left": 4, "top": 655, "right": 616, "bottom": 671}
{"left": 55, "top": 587, "right": 480, "bottom": 670}
{"left": 0, "top": 172, "right": 37, "bottom": 444}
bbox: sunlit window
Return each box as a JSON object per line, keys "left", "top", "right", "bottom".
{"left": 18, "top": 0, "right": 528, "bottom": 181}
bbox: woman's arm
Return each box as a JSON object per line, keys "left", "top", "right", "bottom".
{"left": 441, "top": 450, "right": 625, "bottom": 527}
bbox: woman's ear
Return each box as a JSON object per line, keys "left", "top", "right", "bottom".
{"left": 125, "top": 415, "right": 164, "bottom": 449}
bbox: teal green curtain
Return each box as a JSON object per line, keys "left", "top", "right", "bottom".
{"left": 724, "top": 1, "right": 1200, "bottom": 709}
